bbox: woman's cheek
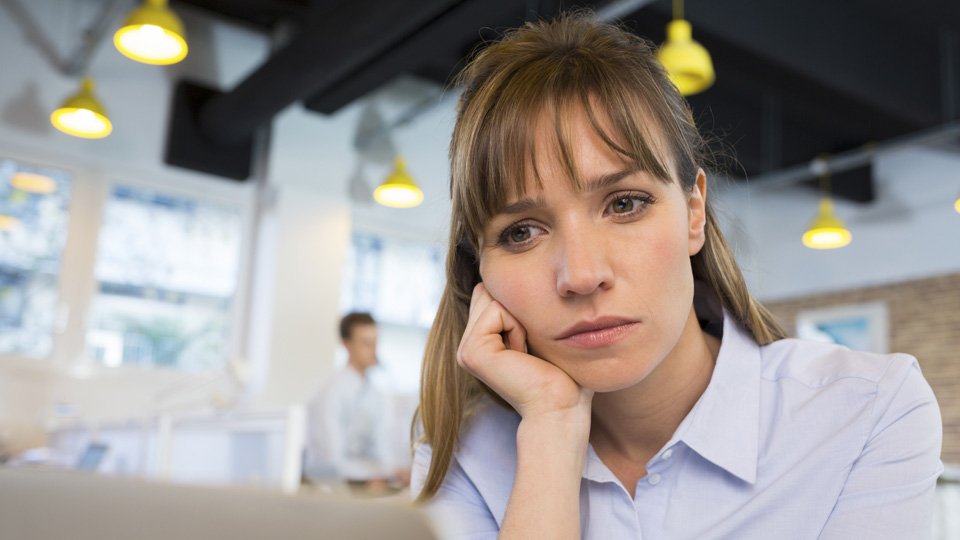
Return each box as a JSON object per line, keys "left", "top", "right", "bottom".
{"left": 479, "top": 263, "right": 521, "bottom": 308}
{"left": 486, "top": 277, "right": 527, "bottom": 319}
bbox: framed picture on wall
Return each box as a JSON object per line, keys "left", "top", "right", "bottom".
{"left": 796, "top": 301, "right": 889, "bottom": 353}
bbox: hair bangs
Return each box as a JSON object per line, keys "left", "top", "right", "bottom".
{"left": 454, "top": 52, "right": 679, "bottom": 249}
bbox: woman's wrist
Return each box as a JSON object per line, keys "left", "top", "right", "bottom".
{"left": 516, "top": 394, "right": 593, "bottom": 462}
{"left": 517, "top": 387, "right": 593, "bottom": 424}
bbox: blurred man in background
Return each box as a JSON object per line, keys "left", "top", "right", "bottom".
{"left": 304, "top": 312, "right": 408, "bottom": 495}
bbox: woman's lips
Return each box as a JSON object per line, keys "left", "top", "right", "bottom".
{"left": 556, "top": 319, "right": 640, "bottom": 349}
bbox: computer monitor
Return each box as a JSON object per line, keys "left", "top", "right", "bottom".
{"left": 74, "top": 443, "right": 108, "bottom": 471}
{"left": 0, "top": 469, "right": 441, "bottom": 540}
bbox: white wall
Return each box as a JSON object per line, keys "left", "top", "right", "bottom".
{"left": 714, "top": 146, "right": 960, "bottom": 301}
{"left": 247, "top": 104, "right": 355, "bottom": 409}
{"left": 349, "top": 82, "right": 458, "bottom": 246}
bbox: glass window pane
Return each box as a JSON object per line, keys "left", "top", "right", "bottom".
{"left": 87, "top": 185, "right": 243, "bottom": 371}
{"left": 339, "top": 233, "right": 444, "bottom": 394}
{"left": 0, "top": 158, "right": 73, "bottom": 357}
{"left": 340, "top": 233, "right": 443, "bottom": 328}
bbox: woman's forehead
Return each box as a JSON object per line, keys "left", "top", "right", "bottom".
{"left": 507, "top": 103, "right": 676, "bottom": 199}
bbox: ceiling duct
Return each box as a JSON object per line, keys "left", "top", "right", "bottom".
{"left": 164, "top": 0, "right": 464, "bottom": 180}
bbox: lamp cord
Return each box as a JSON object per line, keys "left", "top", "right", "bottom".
{"left": 816, "top": 154, "right": 832, "bottom": 196}
{"left": 673, "top": 0, "right": 683, "bottom": 20}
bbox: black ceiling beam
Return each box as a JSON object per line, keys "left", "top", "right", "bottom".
{"left": 165, "top": 80, "right": 255, "bottom": 180}
{"left": 302, "top": 0, "right": 608, "bottom": 112}
{"left": 194, "top": 0, "right": 462, "bottom": 148}
{"left": 622, "top": 10, "right": 925, "bottom": 177}
{"left": 700, "top": 35, "right": 922, "bottom": 140}
{"left": 624, "top": 7, "right": 927, "bottom": 136}
{"left": 860, "top": 0, "right": 960, "bottom": 45}
{"left": 805, "top": 163, "right": 875, "bottom": 204}
{"left": 303, "top": 0, "right": 530, "bottom": 114}
{"left": 173, "top": 0, "right": 310, "bottom": 30}
{"left": 164, "top": 0, "right": 462, "bottom": 179}
{"left": 646, "top": 0, "right": 942, "bottom": 129}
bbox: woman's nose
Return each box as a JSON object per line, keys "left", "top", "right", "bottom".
{"left": 554, "top": 228, "right": 614, "bottom": 297}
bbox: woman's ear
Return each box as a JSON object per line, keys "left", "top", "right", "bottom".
{"left": 688, "top": 168, "right": 708, "bottom": 256}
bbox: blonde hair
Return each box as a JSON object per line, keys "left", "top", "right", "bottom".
{"left": 415, "top": 12, "right": 784, "bottom": 501}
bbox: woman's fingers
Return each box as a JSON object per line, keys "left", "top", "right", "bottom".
{"left": 458, "top": 286, "right": 519, "bottom": 370}
{"left": 459, "top": 282, "right": 590, "bottom": 417}
{"left": 460, "top": 284, "right": 493, "bottom": 350}
{"left": 500, "top": 308, "right": 527, "bottom": 354}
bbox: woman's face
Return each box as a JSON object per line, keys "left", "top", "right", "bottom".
{"left": 477, "top": 108, "right": 707, "bottom": 393}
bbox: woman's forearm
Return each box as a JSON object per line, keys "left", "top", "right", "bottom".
{"left": 499, "top": 408, "right": 591, "bottom": 540}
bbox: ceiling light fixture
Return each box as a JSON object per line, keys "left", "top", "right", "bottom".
{"left": 11, "top": 172, "right": 57, "bottom": 194}
{"left": 50, "top": 77, "right": 113, "bottom": 139}
{"left": 657, "top": 0, "right": 715, "bottom": 96}
{"left": 0, "top": 214, "right": 20, "bottom": 231}
{"left": 373, "top": 157, "right": 423, "bottom": 208}
{"left": 114, "top": 0, "right": 188, "bottom": 66}
{"left": 802, "top": 160, "right": 852, "bottom": 249}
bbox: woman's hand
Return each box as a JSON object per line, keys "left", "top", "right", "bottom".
{"left": 459, "top": 284, "right": 591, "bottom": 540}
{"left": 457, "top": 283, "right": 593, "bottom": 419}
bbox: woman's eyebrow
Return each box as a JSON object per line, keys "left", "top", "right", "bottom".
{"left": 498, "top": 196, "right": 545, "bottom": 216}
{"left": 495, "top": 168, "right": 638, "bottom": 216}
{"left": 584, "top": 168, "right": 636, "bottom": 192}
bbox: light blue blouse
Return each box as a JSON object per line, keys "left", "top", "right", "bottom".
{"left": 412, "top": 307, "right": 944, "bottom": 539}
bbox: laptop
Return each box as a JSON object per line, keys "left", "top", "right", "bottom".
{"left": 0, "top": 469, "right": 441, "bottom": 540}
{"left": 74, "top": 443, "right": 109, "bottom": 471}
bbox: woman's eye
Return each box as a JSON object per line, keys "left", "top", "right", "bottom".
{"left": 510, "top": 227, "right": 531, "bottom": 243}
{"left": 606, "top": 193, "right": 653, "bottom": 216}
{"left": 498, "top": 222, "right": 543, "bottom": 248}
{"left": 611, "top": 197, "right": 636, "bottom": 214}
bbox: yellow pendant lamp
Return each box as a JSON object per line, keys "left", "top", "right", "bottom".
{"left": 802, "top": 197, "right": 852, "bottom": 249}
{"left": 0, "top": 214, "right": 21, "bottom": 231}
{"left": 11, "top": 172, "right": 57, "bottom": 194}
{"left": 374, "top": 157, "right": 424, "bottom": 208}
{"left": 802, "top": 163, "right": 852, "bottom": 249}
{"left": 657, "top": 0, "right": 715, "bottom": 96}
{"left": 50, "top": 77, "right": 113, "bottom": 139}
{"left": 0, "top": 189, "right": 21, "bottom": 231}
{"left": 954, "top": 192, "right": 960, "bottom": 214}
{"left": 114, "top": 0, "right": 188, "bottom": 65}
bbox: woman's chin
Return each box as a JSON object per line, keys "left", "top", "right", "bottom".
{"left": 558, "top": 358, "right": 661, "bottom": 394}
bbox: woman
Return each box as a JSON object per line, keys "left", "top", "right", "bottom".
{"left": 412, "top": 12, "right": 942, "bottom": 539}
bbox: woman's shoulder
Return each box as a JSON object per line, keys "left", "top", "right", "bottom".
{"left": 751, "top": 338, "right": 941, "bottom": 483}
{"left": 755, "top": 338, "right": 940, "bottom": 450}
{"left": 411, "top": 397, "right": 519, "bottom": 523}
{"left": 412, "top": 397, "right": 520, "bottom": 476}
{"left": 457, "top": 398, "right": 521, "bottom": 468}
{"left": 757, "top": 337, "right": 921, "bottom": 390}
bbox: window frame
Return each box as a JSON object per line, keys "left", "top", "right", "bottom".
{"left": 0, "top": 146, "right": 257, "bottom": 380}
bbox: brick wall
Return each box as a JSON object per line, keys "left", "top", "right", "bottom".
{"left": 763, "top": 273, "right": 960, "bottom": 465}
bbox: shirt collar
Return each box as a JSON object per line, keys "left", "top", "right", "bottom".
{"left": 671, "top": 303, "right": 762, "bottom": 485}
{"left": 458, "top": 289, "right": 764, "bottom": 491}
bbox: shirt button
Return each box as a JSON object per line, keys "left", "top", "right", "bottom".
{"left": 648, "top": 473, "right": 662, "bottom": 486}
{"left": 661, "top": 449, "right": 673, "bottom": 460}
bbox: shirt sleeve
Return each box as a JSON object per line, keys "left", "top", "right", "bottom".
{"left": 818, "top": 355, "right": 944, "bottom": 540}
{"left": 304, "top": 390, "right": 330, "bottom": 473}
{"left": 412, "top": 443, "right": 500, "bottom": 540}
{"left": 373, "top": 390, "right": 394, "bottom": 475}
{"left": 304, "top": 379, "right": 350, "bottom": 479}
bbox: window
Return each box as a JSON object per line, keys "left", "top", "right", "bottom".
{"left": 341, "top": 233, "right": 444, "bottom": 329}
{"left": 86, "top": 185, "right": 243, "bottom": 371}
{"left": 340, "top": 233, "right": 444, "bottom": 393}
{"left": 0, "top": 158, "right": 73, "bottom": 357}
